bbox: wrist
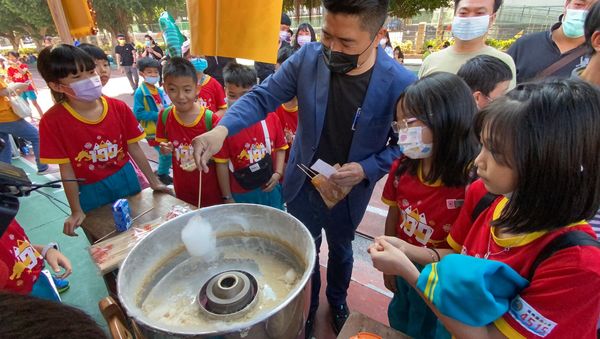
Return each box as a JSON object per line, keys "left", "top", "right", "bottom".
{"left": 41, "top": 242, "right": 59, "bottom": 259}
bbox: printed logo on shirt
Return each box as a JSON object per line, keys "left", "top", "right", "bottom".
{"left": 508, "top": 295, "right": 557, "bottom": 337}
{"left": 400, "top": 206, "right": 435, "bottom": 245}
{"left": 75, "top": 138, "right": 124, "bottom": 170}
{"left": 237, "top": 141, "right": 269, "bottom": 164}
{"left": 198, "top": 98, "right": 212, "bottom": 109}
{"left": 173, "top": 140, "right": 194, "bottom": 164}
{"left": 10, "top": 239, "right": 39, "bottom": 281}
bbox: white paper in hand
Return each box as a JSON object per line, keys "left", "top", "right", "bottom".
{"left": 311, "top": 159, "right": 336, "bottom": 179}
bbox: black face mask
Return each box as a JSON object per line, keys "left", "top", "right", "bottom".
{"left": 321, "top": 37, "right": 375, "bottom": 74}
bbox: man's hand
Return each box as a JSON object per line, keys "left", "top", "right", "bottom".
{"left": 44, "top": 248, "right": 72, "bottom": 279}
{"left": 192, "top": 126, "right": 229, "bottom": 173}
{"left": 330, "top": 162, "right": 365, "bottom": 187}
{"left": 63, "top": 210, "right": 85, "bottom": 236}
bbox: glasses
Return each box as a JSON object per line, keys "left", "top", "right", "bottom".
{"left": 391, "top": 117, "right": 417, "bottom": 134}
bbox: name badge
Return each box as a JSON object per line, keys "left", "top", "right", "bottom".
{"left": 446, "top": 199, "right": 464, "bottom": 209}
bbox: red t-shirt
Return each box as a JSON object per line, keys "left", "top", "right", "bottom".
{"left": 382, "top": 159, "right": 465, "bottom": 248}
{"left": 0, "top": 220, "right": 44, "bottom": 294}
{"left": 7, "top": 64, "right": 34, "bottom": 91}
{"left": 39, "top": 96, "right": 146, "bottom": 185}
{"left": 156, "top": 106, "right": 222, "bottom": 207}
{"left": 214, "top": 114, "right": 288, "bottom": 193}
{"left": 448, "top": 179, "right": 600, "bottom": 338}
{"left": 198, "top": 75, "right": 226, "bottom": 114}
{"left": 273, "top": 104, "right": 298, "bottom": 163}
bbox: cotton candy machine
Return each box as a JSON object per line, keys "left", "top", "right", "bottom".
{"left": 117, "top": 204, "right": 316, "bottom": 338}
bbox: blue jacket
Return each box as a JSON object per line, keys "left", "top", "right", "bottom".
{"left": 133, "top": 82, "right": 168, "bottom": 140}
{"left": 219, "top": 43, "right": 416, "bottom": 225}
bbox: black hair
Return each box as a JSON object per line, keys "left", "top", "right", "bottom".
{"left": 78, "top": 43, "right": 108, "bottom": 61}
{"left": 457, "top": 55, "right": 512, "bottom": 96}
{"left": 394, "top": 46, "right": 404, "bottom": 59}
{"left": 480, "top": 79, "right": 600, "bottom": 233}
{"left": 223, "top": 63, "right": 257, "bottom": 88}
{"left": 0, "top": 291, "right": 107, "bottom": 338}
{"left": 37, "top": 44, "right": 96, "bottom": 102}
{"left": 323, "top": 0, "right": 389, "bottom": 36}
{"left": 162, "top": 57, "right": 197, "bottom": 84}
{"left": 281, "top": 13, "right": 292, "bottom": 26}
{"left": 427, "top": 44, "right": 433, "bottom": 48}
{"left": 454, "top": 0, "right": 503, "bottom": 13}
{"left": 383, "top": 31, "right": 392, "bottom": 48}
{"left": 585, "top": 1, "right": 600, "bottom": 55}
{"left": 144, "top": 34, "right": 156, "bottom": 44}
{"left": 117, "top": 33, "right": 125, "bottom": 38}
{"left": 7, "top": 51, "right": 18, "bottom": 58}
{"left": 277, "top": 45, "right": 295, "bottom": 65}
{"left": 137, "top": 57, "right": 161, "bottom": 72}
{"left": 292, "top": 23, "right": 317, "bottom": 50}
{"left": 395, "top": 72, "right": 478, "bottom": 187}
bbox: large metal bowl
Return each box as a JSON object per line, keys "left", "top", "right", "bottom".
{"left": 117, "top": 204, "right": 316, "bottom": 338}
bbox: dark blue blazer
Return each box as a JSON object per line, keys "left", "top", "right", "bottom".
{"left": 219, "top": 42, "right": 416, "bottom": 225}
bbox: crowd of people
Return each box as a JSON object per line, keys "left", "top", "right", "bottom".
{"left": 0, "top": 0, "right": 599, "bottom": 338}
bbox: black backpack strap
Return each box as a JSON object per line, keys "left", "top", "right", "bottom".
{"left": 527, "top": 230, "right": 600, "bottom": 281}
{"left": 471, "top": 192, "right": 499, "bottom": 222}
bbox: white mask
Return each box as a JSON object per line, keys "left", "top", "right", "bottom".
{"left": 297, "top": 35, "right": 311, "bottom": 46}
{"left": 398, "top": 126, "right": 433, "bottom": 159}
{"left": 451, "top": 15, "right": 490, "bottom": 41}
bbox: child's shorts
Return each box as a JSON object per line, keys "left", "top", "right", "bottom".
{"left": 232, "top": 183, "right": 284, "bottom": 210}
{"left": 21, "top": 90, "right": 37, "bottom": 101}
{"left": 79, "top": 161, "right": 141, "bottom": 212}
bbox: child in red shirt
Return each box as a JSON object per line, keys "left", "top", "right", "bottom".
{"left": 0, "top": 219, "right": 71, "bottom": 301}
{"left": 213, "top": 63, "right": 287, "bottom": 210}
{"left": 273, "top": 45, "right": 299, "bottom": 165}
{"left": 6, "top": 51, "right": 44, "bottom": 118}
{"left": 379, "top": 73, "right": 478, "bottom": 338}
{"left": 37, "top": 44, "right": 169, "bottom": 236}
{"left": 157, "top": 57, "right": 222, "bottom": 207}
{"left": 182, "top": 41, "right": 227, "bottom": 118}
{"left": 369, "top": 79, "right": 600, "bottom": 339}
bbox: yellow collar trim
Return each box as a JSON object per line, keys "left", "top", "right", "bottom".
{"left": 417, "top": 163, "right": 442, "bottom": 187}
{"left": 200, "top": 74, "right": 211, "bottom": 86}
{"left": 173, "top": 105, "right": 204, "bottom": 127}
{"left": 62, "top": 97, "right": 108, "bottom": 125}
{"left": 491, "top": 197, "right": 587, "bottom": 247}
{"left": 281, "top": 104, "right": 298, "bottom": 113}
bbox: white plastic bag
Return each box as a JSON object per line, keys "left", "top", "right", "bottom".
{"left": 8, "top": 88, "right": 32, "bottom": 118}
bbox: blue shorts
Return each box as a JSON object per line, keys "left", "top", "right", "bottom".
{"left": 21, "top": 90, "right": 37, "bottom": 101}
{"left": 79, "top": 161, "right": 141, "bottom": 212}
{"left": 232, "top": 184, "right": 284, "bottom": 210}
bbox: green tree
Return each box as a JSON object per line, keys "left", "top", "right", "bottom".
{"left": 0, "top": 0, "right": 55, "bottom": 50}
{"left": 389, "top": 0, "right": 451, "bottom": 19}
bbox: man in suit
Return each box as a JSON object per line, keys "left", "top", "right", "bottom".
{"left": 192, "top": 0, "right": 416, "bottom": 336}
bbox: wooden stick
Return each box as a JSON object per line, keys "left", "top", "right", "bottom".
{"left": 297, "top": 163, "right": 317, "bottom": 178}
{"left": 198, "top": 170, "right": 202, "bottom": 208}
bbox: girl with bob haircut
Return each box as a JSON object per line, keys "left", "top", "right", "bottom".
{"left": 36, "top": 44, "right": 169, "bottom": 236}
{"left": 380, "top": 72, "right": 478, "bottom": 338}
{"left": 370, "top": 79, "right": 600, "bottom": 338}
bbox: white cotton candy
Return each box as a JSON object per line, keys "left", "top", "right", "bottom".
{"left": 283, "top": 269, "right": 297, "bottom": 285}
{"left": 181, "top": 215, "right": 216, "bottom": 259}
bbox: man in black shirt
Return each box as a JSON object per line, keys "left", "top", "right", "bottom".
{"left": 508, "top": 0, "right": 597, "bottom": 83}
{"left": 114, "top": 33, "right": 139, "bottom": 92}
{"left": 192, "top": 1, "right": 416, "bottom": 336}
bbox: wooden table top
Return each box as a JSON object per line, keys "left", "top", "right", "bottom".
{"left": 81, "top": 188, "right": 192, "bottom": 243}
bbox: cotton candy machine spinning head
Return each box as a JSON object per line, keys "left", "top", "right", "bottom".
{"left": 117, "top": 204, "right": 316, "bottom": 338}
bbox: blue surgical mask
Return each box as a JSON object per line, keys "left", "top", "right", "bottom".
{"left": 145, "top": 40, "right": 151, "bottom": 47}
{"left": 145, "top": 76, "right": 159, "bottom": 85}
{"left": 562, "top": 9, "right": 588, "bottom": 38}
{"left": 190, "top": 58, "right": 208, "bottom": 73}
{"left": 451, "top": 15, "right": 490, "bottom": 41}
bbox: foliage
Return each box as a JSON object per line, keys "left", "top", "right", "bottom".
{"left": 423, "top": 37, "right": 452, "bottom": 51}
{"left": 485, "top": 38, "right": 516, "bottom": 51}
{"left": 0, "top": 0, "right": 55, "bottom": 49}
{"left": 389, "top": 0, "right": 452, "bottom": 19}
